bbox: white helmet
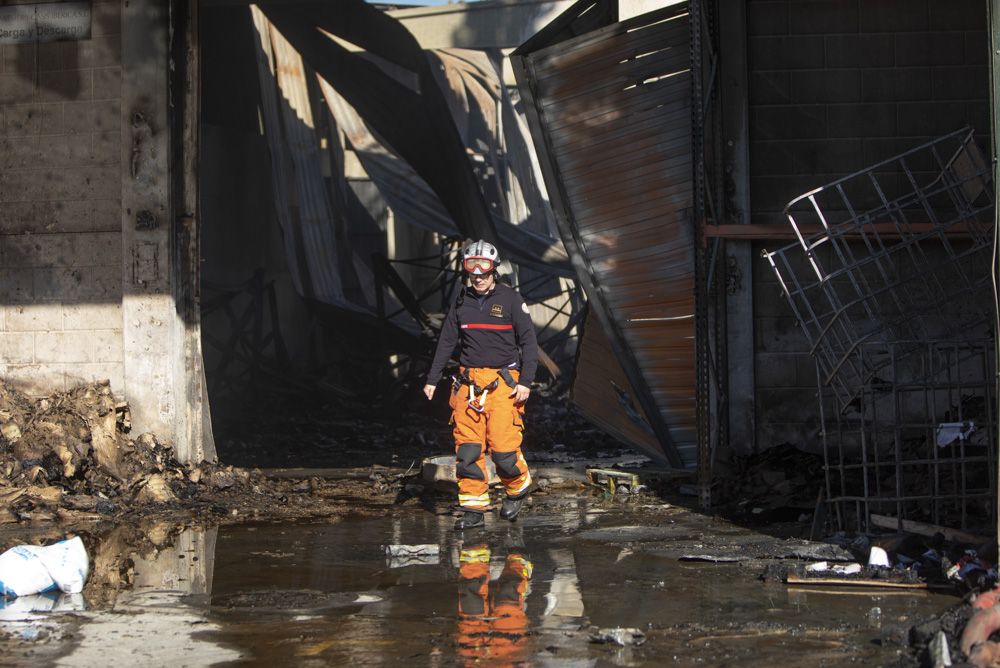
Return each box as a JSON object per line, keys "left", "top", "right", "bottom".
{"left": 462, "top": 239, "right": 499, "bottom": 275}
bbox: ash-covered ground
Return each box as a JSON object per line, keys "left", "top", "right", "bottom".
{"left": 0, "top": 379, "right": 989, "bottom": 667}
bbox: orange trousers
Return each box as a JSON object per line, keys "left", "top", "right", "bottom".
{"left": 457, "top": 546, "right": 532, "bottom": 665}
{"left": 449, "top": 367, "right": 532, "bottom": 512}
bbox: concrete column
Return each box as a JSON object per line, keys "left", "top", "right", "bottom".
{"left": 719, "top": 0, "right": 755, "bottom": 455}
{"left": 172, "top": 0, "right": 216, "bottom": 464}
{"left": 121, "top": 0, "right": 210, "bottom": 462}
{"left": 122, "top": 0, "right": 173, "bottom": 441}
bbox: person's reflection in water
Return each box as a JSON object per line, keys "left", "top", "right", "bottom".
{"left": 457, "top": 542, "right": 533, "bottom": 664}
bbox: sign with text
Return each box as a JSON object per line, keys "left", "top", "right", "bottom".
{"left": 0, "top": 2, "right": 91, "bottom": 45}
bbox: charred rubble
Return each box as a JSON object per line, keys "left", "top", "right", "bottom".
{"left": 0, "top": 380, "right": 412, "bottom": 524}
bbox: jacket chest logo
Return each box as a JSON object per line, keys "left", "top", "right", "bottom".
{"left": 490, "top": 304, "right": 504, "bottom": 318}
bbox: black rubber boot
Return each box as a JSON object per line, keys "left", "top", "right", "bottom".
{"left": 499, "top": 495, "right": 524, "bottom": 521}
{"left": 454, "top": 511, "right": 486, "bottom": 530}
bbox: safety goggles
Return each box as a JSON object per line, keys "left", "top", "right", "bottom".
{"left": 463, "top": 257, "right": 495, "bottom": 274}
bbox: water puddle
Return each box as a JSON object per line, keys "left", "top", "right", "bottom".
{"left": 0, "top": 499, "right": 958, "bottom": 666}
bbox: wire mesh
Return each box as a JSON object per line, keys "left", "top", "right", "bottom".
{"left": 821, "top": 341, "right": 996, "bottom": 533}
{"left": 763, "top": 128, "right": 994, "bottom": 411}
{"left": 762, "top": 128, "right": 997, "bottom": 533}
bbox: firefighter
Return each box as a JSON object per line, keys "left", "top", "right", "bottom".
{"left": 456, "top": 544, "right": 532, "bottom": 664}
{"left": 423, "top": 240, "right": 538, "bottom": 530}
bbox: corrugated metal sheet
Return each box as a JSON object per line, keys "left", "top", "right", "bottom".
{"left": 513, "top": 1, "right": 697, "bottom": 467}
{"left": 319, "top": 78, "right": 458, "bottom": 238}
{"left": 251, "top": 7, "right": 349, "bottom": 306}
{"left": 251, "top": 8, "right": 415, "bottom": 331}
{"left": 573, "top": 310, "right": 662, "bottom": 455}
{"left": 252, "top": 9, "right": 579, "bottom": 360}
{"left": 317, "top": 53, "right": 573, "bottom": 272}
{"left": 259, "top": 2, "right": 572, "bottom": 277}
{"left": 250, "top": 7, "right": 308, "bottom": 299}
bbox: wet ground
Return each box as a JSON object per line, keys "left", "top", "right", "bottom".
{"left": 0, "top": 492, "right": 958, "bottom": 667}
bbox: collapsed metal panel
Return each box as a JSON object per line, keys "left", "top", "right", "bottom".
{"left": 573, "top": 311, "right": 663, "bottom": 457}
{"left": 513, "top": 1, "right": 697, "bottom": 467}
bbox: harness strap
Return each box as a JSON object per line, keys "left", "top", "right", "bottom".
{"left": 497, "top": 367, "right": 517, "bottom": 389}
{"left": 453, "top": 370, "right": 499, "bottom": 394}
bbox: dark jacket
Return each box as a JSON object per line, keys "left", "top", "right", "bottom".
{"left": 426, "top": 282, "right": 538, "bottom": 385}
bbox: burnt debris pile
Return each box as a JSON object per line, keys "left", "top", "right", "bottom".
{"left": 722, "top": 443, "right": 825, "bottom": 522}
{"left": 0, "top": 380, "right": 280, "bottom": 521}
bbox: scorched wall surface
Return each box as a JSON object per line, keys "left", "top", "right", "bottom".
{"left": 0, "top": 1, "right": 124, "bottom": 396}
{"left": 746, "top": 0, "right": 990, "bottom": 451}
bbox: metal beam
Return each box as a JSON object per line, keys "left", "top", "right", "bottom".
{"left": 704, "top": 223, "right": 981, "bottom": 240}
{"left": 988, "top": 0, "right": 1000, "bottom": 548}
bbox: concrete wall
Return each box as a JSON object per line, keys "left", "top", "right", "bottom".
{"left": 0, "top": 1, "right": 124, "bottom": 394}
{"left": 0, "top": 1, "right": 206, "bottom": 462}
{"left": 745, "top": 0, "right": 990, "bottom": 451}
{"left": 748, "top": 0, "right": 988, "bottom": 222}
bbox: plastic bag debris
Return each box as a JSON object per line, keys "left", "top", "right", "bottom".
{"left": 0, "top": 592, "right": 85, "bottom": 612}
{"left": 946, "top": 549, "right": 994, "bottom": 583}
{"left": 868, "top": 546, "right": 891, "bottom": 568}
{"left": 589, "top": 627, "right": 646, "bottom": 646}
{"left": 804, "top": 561, "right": 862, "bottom": 575}
{"left": 936, "top": 421, "right": 975, "bottom": 448}
{"left": 832, "top": 563, "right": 862, "bottom": 575}
{"left": 384, "top": 544, "right": 440, "bottom": 568}
{"left": 384, "top": 544, "right": 439, "bottom": 558}
{"left": 0, "top": 536, "right": 89, "bottom": 597}
{"left": 929, "top": 630, "right": 952, "bottom": 667}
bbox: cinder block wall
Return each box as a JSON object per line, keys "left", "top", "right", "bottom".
{"left": 746, "top": 0, "right": 989, "bottom": 451}
{"left": 0, "top": 1, "right": 123, "bottom": 395}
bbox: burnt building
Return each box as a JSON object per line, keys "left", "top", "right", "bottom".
{"left": 0, "top": 0, "right": 996, "bottom": 532}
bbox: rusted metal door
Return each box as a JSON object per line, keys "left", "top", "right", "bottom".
{"left": 513, "top": 1, "right": 697, "bottom": 468}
